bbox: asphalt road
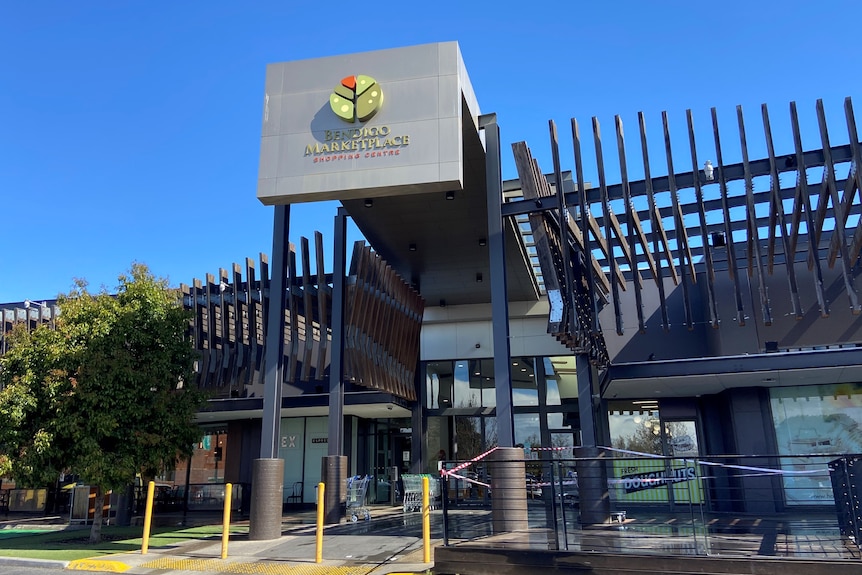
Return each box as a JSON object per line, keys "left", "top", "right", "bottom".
{"left": 0, "top": 565, "right": 65, "bottom": 575}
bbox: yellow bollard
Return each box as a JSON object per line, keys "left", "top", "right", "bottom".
{"left": 316, "top": 482, "right": 325, "bottom": 563}
{"left": 221, "top": 483, "right": 233, "bottom": 559}
{"left": 422, "top": 476, "right": 431, "bottom": 563}
{"left": 141, "top": 481, "right": 156, "bottom": 554}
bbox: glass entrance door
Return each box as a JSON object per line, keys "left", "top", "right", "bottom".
{"left": 663, "top": 419, "right": 704, "bottom": 505}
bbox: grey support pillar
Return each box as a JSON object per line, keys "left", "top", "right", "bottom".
{"left": 480, "top": 113, "right": 514, "bottom": 448}
{"left": 489, "top": 447, "right": 528, "bottom": 533}
{"left": 574, "top": 354, "right": 610, "bottom": 525}
{"left": 324, "top": 207, "right": 348, "bottom": 523}
{"left": 250, "top": 204, "right": 290, "bottom": 540}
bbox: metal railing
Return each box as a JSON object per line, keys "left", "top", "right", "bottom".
{"left": 439, "top": 450, "right": 862, "bottom": 560}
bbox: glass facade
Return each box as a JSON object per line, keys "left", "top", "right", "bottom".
{"left": 770, "top": 383, "right": 862, "bottom": 505}
{"left": 608, "top": 401, "right": 704, "bottom": 504}
{"left": 423, "top": 355, "right": 580, "bottom": 462}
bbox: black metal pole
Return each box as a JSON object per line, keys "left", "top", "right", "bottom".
{"left": 328, "top": 207, "right": 348, "bottom": 456}
{"left": 250, "top": 204, "right": 290, "bottom": 541}
{"left": 576, "top": 354, "right": 597, "bottom": 447}
{"left": 480, "top": 112, "right": 514, "bottom": 448}
{"left": 260, "top": 204, "right": 290, "bottom": 459}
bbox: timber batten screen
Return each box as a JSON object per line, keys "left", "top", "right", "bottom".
{"left": 511, "top": 98, "right": 862, "bottom": 354}
{"left": 181, "top": 238, "right": 422, "bottom": 402}
{"left": 344, "top": 242, "right": 424, "bottom": 402}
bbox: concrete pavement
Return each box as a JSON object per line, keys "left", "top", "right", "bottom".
{"left": 1, "top": 506, "right": 436, "bottom": 574}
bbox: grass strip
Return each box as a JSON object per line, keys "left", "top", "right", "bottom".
{"left": 0, "top": 524, "right": 248, "bottom": 561}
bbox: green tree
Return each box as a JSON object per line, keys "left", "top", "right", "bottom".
{"left": 0, "top": 264, "right": 207, "bottom": 542}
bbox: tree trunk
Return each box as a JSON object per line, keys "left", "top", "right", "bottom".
{"left": 89, "top": 486, "right": 104, "bottom": 543}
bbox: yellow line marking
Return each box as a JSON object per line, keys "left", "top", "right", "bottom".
{"left": 66, "top": 558, "right": 130, "bottom": 572}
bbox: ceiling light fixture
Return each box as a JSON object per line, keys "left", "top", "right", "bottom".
{"left": 445, "top": 191, "right": 455, "bottom": 200}
{"left": 476, "top": 273, "right": 483, "bottom": 283}
{"left": 478, "top": 238, "right": 487, "bottom": 246}
{"left": 409, "top": 243, "right": 417, "bottom": 251}
{"left": 364, "top": 198, "right": 373, "bottom": 208}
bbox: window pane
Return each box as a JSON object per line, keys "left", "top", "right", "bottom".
{"left": 454, "top": 361, "right": 479, "bottom": 408}
{"left": 770, "top": 383, "right": 862, "bottom": 505}
{"left": 425, "top": 361, "right": 453, "bottom": 409}
{"left": 469, "top": 359, "right": 495, "bottom": 408}
{"left": 547, "top": 412, "right": 571, "bottom": 429}
{"left": 665, "top": 421, "right": 698, "bottom": 457}
{"left": 608, "top": 401, "right": 662, "bottom": 455}
{"left": 426, "top": 416, "right": 450, "bottom": 473}
{"left": 544, "top": 356, "right": 577, "bottom": 405}
{"left": 483, "top": 416, "right": 498, "bottom": 449}
{"left": 556, "top": 357, "right": 578, "bottom": 400}
{"left": 550, "top": 432, "right": 576, "bottom": 459}
{"left": 454, "top": 416, "right": 483, "bottom": 460}
{"left": 512, "top": 357, "right": 537, "bottom": 406}
{"left": 514, "top": 414, "right": 541, "bottom": 450}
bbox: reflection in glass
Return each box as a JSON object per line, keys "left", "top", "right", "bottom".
{"left": 426, "top": 416, "right": 450, "bottom": 473}
{"left": 546, "top": 356, "right": 577, "bottom": 402}
{"left": 547, "top": 412, "right": 571, "bottom": 430}
{"left": 484, "top": 416, "right": 498, "bottom": 450}
{"left": 608, "top": 402, "right": 662, "bottom": 455}
{"left": 514, "top": 414, "right": 541, "bottom": 450}
{"left": 425, "top": 361, "right": 453, "bottom": 409}
{"left": 770, "top": 383, "right": 862, "bottom": 505}
{"left": 512, "top": 357, "right": 537, "bottom": 406}
{"left": 455, "top": 361, "right": 479, "bottom": 408}
{"left": 455, "top": 416, "right": 483, "bottom": 460}
{"left": 664, "top": 421, "right": 698, "bottom": 457}
{"left": 471, "top": 359, "right": 495, "bottom": 408}
{"left": 550, "top": 432, "right": 575, "bottom": 459}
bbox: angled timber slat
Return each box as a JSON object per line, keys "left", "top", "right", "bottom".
{"left": 762, "top": 103, "right": 802, "bottom": 319}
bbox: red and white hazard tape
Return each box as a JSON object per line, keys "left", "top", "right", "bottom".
{"left": 440, "top": 446, "right": 499, "bottom": 477}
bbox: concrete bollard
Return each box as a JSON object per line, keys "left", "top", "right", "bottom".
{"left": 490, "top": 447, "right": 529, "bottom": 534}
{"left": 321, "top": 455, "right": 347, "bottom": 525}
{"left": 249, "top": 458, "right": 284, "bottom": 540}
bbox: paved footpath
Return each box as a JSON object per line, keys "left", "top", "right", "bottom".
{"left": 1, "top": 507, "right": 435, "bottom": 575}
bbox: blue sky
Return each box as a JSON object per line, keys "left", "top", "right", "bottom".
{"left": 1, "top": 1, "right": 859, "bottom": 302}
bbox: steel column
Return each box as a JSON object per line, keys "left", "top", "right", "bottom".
{"left": 328, "top": 208, "right": 348, "bottom": 456}
{"left": 260, "top": 204, "right": 290, "bottom": 459}
{"left": 481, "top": 113, "right": 514, "bottom": 448}
{"left": 576, "top": 353, "right": 597, "bottom": 447}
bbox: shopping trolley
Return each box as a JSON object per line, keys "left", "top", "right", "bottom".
{"left": 401, "top": 474, "right": 440, "bottom": 512}
{"left": 402, "top": 474, "right": 423, "bottom": 512}
{"left": 346, "top": 475, "right": 371, "bottom": 522}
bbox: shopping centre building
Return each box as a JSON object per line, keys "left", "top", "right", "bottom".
{"left": 3, "top": 41, "right": 862, "bottom": 518}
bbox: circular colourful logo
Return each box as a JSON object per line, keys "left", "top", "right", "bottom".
{"left": 329, "top": 75, "right": 383, "bottom": 123}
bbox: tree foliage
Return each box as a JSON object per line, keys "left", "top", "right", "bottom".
{"left": 0, "top": 264, "right": 207, "bottom": 541}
